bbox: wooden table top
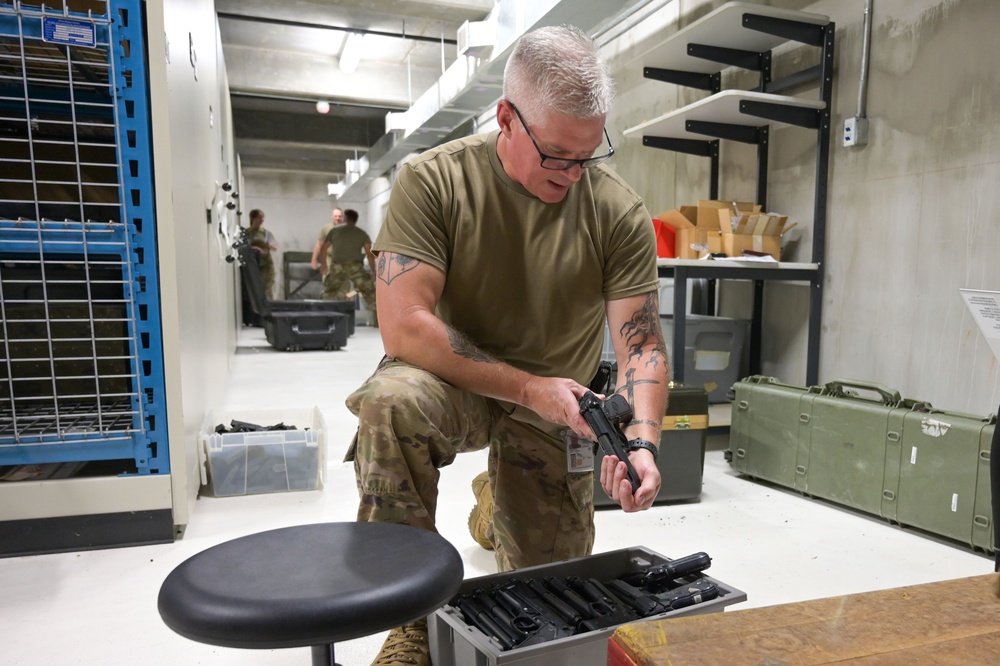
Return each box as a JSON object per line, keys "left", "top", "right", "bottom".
{"left": 610, "top": 574, "right": 1000, "bottom": 665}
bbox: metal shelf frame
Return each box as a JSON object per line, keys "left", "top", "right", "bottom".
{"left": 629, "top": 3, "right": 835, "bottom": 386}
{"left": 0, "top": 0, "right": 168, "bottom": 476}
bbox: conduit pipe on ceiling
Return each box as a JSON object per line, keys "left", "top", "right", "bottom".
{"left": 334, "top": 0, "right": 659, "bottom": 199}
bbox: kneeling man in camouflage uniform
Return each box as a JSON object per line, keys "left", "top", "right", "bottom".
{"left": 345, "top": 24, "right": 669, "bottom": 666}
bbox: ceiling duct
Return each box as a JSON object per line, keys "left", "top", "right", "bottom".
{"left": 335, "top": 0, "right": 648, "bottom": 200}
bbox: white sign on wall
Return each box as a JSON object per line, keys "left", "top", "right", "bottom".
{"left": 960, "top": 289, "right": 1000, "bottom": 361}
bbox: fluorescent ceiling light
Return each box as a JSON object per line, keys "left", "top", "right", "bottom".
{"left": 339, "top": 32, "right": 364, "bottom": 73}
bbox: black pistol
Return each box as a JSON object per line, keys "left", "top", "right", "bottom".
{"left": 579, "top": 391, "right": 640, "bottom": 494}
{"left": 619, "top": 551, "right": 713, "bottom": 591}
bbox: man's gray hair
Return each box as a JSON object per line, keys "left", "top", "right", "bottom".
{"left": 502, "top": 24, "right": 614, "bottom": 126}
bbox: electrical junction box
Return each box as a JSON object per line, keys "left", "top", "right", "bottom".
{"left": 844, "top": 116, "right": 869, "bottom": 147}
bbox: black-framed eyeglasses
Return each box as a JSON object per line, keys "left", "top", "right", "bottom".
{"left": 508, "top": 101, "right": 614, "bottom": 171}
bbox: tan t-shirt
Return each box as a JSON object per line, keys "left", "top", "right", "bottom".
{"left": 316, "top": 222, "right": 335, "bottom": 265}
{"left": 375, "top": 130, "right": 658, "bottom": 386}
{"left": 325, "top": 224, "right": 372, "bottom": 265}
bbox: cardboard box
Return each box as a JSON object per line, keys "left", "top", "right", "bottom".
{"left": 697, "top": 200, "right": 759, "bottom": 228}
{"left": 702, "top": 229, "right": 723, "bottom": 255}
{"left": 722, "top": 232, "right": 782, "bottom": 259}
{"left": 654, "top": 206, "right": 702, "bottom": 259}
{"left": 716, "top": 207, "right": 791, "bottom": 260}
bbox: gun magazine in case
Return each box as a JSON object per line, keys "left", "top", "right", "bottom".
{"left": 594, "top": 384, "right": 708, "bottom": 507}
{"left": 729, "top": 376, "right": 996, "bottom": 554}
{"left": 428, "top": 546, "right": 746, "bottom": 666}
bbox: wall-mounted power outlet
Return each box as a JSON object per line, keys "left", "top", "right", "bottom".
{"left": 843, "top": 116, "right": 869, "bottom": 147}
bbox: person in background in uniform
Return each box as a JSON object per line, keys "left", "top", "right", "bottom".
{"left": 346, "top": 25, "right": 669, "bottom": 666}
{"left": 318, "top": 208, "right": 378, "bottom": 325}
{"left": 310, "top": 206, "right": 344, "bottom": 292}
{"left": 246, "top": 209, "right": 277, "bottom": 300}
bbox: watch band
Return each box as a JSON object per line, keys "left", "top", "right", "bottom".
{"left": 627, "top": 437, "right": 658, "bottom": 462}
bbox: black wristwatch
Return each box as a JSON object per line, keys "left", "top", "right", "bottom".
{"left": 627, "top": 438, "right": 658, "bottom": 462}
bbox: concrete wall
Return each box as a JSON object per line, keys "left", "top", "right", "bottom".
{"left": 147, "top": 0, "right": 239, "bottom": 523}
{"left": 239, "top": 0, "right": 1000, "bottom": 416}
{"left": 604, "top": 0, "right": 1000, "bottom": 415}
{"left": 239, "top": 171, "right": 380, "bottom": 299}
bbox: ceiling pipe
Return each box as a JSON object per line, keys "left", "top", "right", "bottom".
{"left": 335, "top": 0, "right": 653, "bottom": 199}
{"left": 230, "top": 90, "right": 404, "bottom": 113}
{"left": 217, "top": 12, "right": 458, "bottom": 46}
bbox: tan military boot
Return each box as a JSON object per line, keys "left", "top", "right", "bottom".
{"left": 467, "top": 470, "right": 495, "bottom": 550}
{"left": 371, "top": 618, "right": 429, "bottom": 666}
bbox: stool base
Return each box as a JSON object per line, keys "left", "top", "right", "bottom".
{"left": 311, "top": 643, "right": 338, "bottom": 666}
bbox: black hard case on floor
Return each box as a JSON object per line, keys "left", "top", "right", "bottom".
{"left": 268, "top": 298, "right": 356, "bottom": 336}
{"left": 237, "top": 240, "right": 349, "bottom": 351}
{"left": 594, "top": 383, "right": 708, "bottom": 507}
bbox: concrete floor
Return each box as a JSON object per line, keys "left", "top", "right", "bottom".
{"left": 0, "top": 325, "right": 992, "bottom": 665}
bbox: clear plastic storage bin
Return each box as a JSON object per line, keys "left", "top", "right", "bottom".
{"left": 199, "top": 407, "right": 325, "bottom": 497}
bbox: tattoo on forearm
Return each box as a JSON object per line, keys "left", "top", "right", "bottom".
{"left": 627, "top": 418, "right": 660, "bottom": 429}
{"left": 377, "top": 252, "right": 419, "bottom": 285}
{"left": 448, "top": 326, "right": 500, "bottom": 364}
{"left": 617, "top": 367, "right": 660, "bottom": 407}
{"left": 619, "top": 293, "right": 668, "bottom": 369}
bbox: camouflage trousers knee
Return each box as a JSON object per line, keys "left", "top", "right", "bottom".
{"left": 259, "top": 263, "right": 275, "bottom": 301}
{"left": 344, "top": 358, "right": 595, "bottom": 572}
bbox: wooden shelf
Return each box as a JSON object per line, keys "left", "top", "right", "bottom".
{"left": 639, "top": 1, "right": 830, "bottom": 75}
{"left": 625, "top": 90, "right": 825, "bottom": 141}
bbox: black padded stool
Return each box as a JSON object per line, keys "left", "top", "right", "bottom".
{"left": 157, "top": 522, "right": 463, "bottom": 665}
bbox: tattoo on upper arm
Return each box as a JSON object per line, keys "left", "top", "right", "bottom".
{"left": 448, "top": 326, "right": 500, "bottom": 364}
{"left": 619, "top": 292, "right": 668, "bottom": 369}
{"left": 377, "top": 252, "right": 419, "bottom": 285}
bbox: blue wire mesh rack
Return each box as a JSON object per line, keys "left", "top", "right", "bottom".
{"left": 0, "top": 0, "right": 168, "bottom": 476}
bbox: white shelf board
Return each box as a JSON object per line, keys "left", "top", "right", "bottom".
{"left": 658, "top": 257, "right": 819, "bottom": 271}
{"left": 640, "top": 1, "right": 830, "bottom": 75}
{"left": 624, "top": 90, "right": 826, "bottom": 141}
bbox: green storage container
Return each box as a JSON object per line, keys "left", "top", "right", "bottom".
{"left": 728, "top": 376, "right": 995, "bottom": 555}
{"left": 893, "top": 406, "right": 995, "bottom": 548}
{"left": 729, "top": 376, "right": 818, "bottom": 489}
{"left": 802, "top": 380, "right": 903, "bottom": 516}
{"left": 972, "top": 423, "right": 995, "bottom": 553}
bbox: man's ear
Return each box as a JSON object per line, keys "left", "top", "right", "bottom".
{"left": 496, "top": 100, "right": 515, "bottom": 138}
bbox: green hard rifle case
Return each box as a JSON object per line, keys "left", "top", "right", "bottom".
{"left": 729, "top": 376, "right": 995, "bottom": 554}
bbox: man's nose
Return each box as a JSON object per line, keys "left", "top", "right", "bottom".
{"left": 562, "top": 163, "right": 586, "bottom": 181}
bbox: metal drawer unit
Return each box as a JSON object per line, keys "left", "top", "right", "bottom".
{"left": 0, "top": 0, "right": 170, "bottom": 554}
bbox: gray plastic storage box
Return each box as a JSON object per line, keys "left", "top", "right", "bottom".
{"left": 199, "top": 407, "right": 326, "bottom": 497}
{"left": 428, "top": 547, "right": 746, "bottom": 666}
{"left": 660, "top": 314, "right": 747, "bottom": 403}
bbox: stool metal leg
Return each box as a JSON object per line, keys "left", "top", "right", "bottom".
{"left": 311, "top": 643, "right": 339, "bottom": 666}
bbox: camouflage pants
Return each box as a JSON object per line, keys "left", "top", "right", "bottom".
{"left": 323, "top": 262, "right": 376, "bottom": 318}
{"left": 345, "top": 358, "right": 595, "bottom": 573}
{"left": 259, "top": 262, "right": 275, "bottom": 301}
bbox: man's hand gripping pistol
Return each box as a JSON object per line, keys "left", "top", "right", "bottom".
{"left": 578, "top": 391, "right": 640, "bottom": 494}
